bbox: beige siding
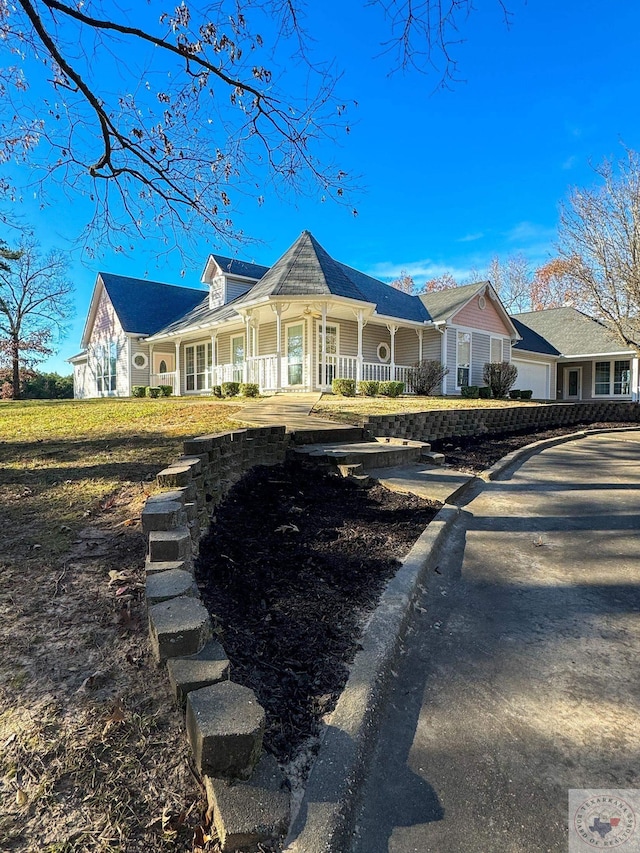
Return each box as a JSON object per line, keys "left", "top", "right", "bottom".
{"left": 445, "top": 330, "right": 458, "bottom": 394}
{"left": 559, "top": 360, "right": 593, "bottom": 400}
{"left": 363, "top": 323, "right": 387, "bottom": 362}
{"left": 394, "top": 328, "right": 419, "bottom": 365}
{"left": 130, "top": 339, "right": 151, "bottom": 387}
{"left": 452, "top": 294, "right": 512, "bottom": 336}
{"left": 423, "top": 329, "right": 442, "bottom": 362}
{"left": 258, "top": 321, "right": 277, "bottom": 356}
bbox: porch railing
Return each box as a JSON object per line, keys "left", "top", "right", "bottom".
{"left": 150, "top": 371, "right": 178, "bottom": 394}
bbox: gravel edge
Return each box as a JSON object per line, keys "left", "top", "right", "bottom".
{"left": 284, "top": 502, "right": 460, "bottom": 853}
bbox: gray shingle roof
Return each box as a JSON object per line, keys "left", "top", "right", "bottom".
{"left": 419, "top": 282, "right": 488, "bottom": 323}
{"left": 154, "top": 293, "right": 241, "bottom": 337}
{"left": 511, "top": 307, "right": 633, "bottom": 357}
{"left": 511, "top": 317, "right": 560, "bottom": 356}
{"left": 211, "top": 254, "right": 269, "bottom": 280}
{"left": 99, "top": 273, "right": 206, "bottom": 336}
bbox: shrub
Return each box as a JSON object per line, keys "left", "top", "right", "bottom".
{"left": 358, "top": 380, "right": 379, "bottom": 397}
{"left": 520, "top": 389, "right": 533, "bottom": 400}
{"left": 409, "top": 360, "right": 449, "bottom": 396}
{"left": 211, "top": 385, "right": 222, "bottom": 398}
{"left": 158, "top": 384, "right": 173, "bottom": 397}
{"left": 221, "top": 381, "right": 240, "bottom": 397}
{"left": 1, "top": 381, "right": 13, "bottom": 400}
{"left": 483, "top": 362, "right": 518, "bottom": 398}
{"left": 145, "top": 386, "right": 161, "bottom": 398}
{"left": 332, "top": 378, "right": 356, "bottom": 397}
{"left": 379, "top": 380, "right": 405, "bottom": 397}
{"left": 240, "top": 383, "right": 260, "bottom": 398}
{"left": 131, "top": 385, "right": 146, "bottom": 398}
{"left": 478, "top": 386, "right": 492, "bottom": 399}
{"left": 461, "top": 385, "right": 479, "bottom": 399}
{"left": 22, "top": 372, "right": 74, "bottom": 399}
{"left": 509, "top": 389, "right": 521, "bottom": 399}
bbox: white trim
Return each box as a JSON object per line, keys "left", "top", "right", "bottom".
{"left": 131, "top": 351, "right": 149, "bottom": 370}
{"left": 456, "top": 330, "right": 472, "bottom": 390}
{"left": 184, "top": 340, "right": 214, "bottom": 393}
{"left": 285, "top": 320, "right": 305, "bottom": 388}
{"left": 315, "top": 319, "right": 340, "bottom": 389}
{"left": 558, "top": 350, "right": 634, "bottom": 360}
{"left": 377, "top": 341, "right": 391, "bottom": 363}
{"left": 591, "top": 357, "right": 633, "bottom": 398}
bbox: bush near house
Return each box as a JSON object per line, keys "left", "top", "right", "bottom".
{"left": 479, "top": 386, "right": 492, "bottom": 399}
{"left": 379, "top": 381, "right": 405, "bottom": 397}
{"left": 332, "top": 378, "right": 357, "bottom": 396}
{"left": 358, "top": 380, "right": 380, "bottom": 397}
{"left": 158, "top": 385, "right": 173, "bottom": 397}
{"left": 222, "top": 381, "right": 240, "bottom": 397}
{"left": 240, "top": 383, "right": 259, "bottom": 397}
{"left": 520, "top": 390, "right": 533, "bottom": 400}
{"left": 483, "top": 362, "right": 518, "bottom": 399}
{"left": 211, "top": 385, "right": 222, "bottom": 398}
{"left": 461, "top": 385, "right": 480, "bottom": 399}
{"left": 408, "top": 360, "right": 450, "bottom": 396}
{"left": 131, "top": 385, "right": 146, "bottom": 398}
{"left": 509, "top": 389, "right": 522, "bottom": 399}
{"left": 145, "top": 386, "right": 161, "bottom": 398}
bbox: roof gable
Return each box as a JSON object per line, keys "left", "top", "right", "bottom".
{"left": 209, "top": 254, "right": 269, "bottom": 281}
{"left": 420, "top": 281, "right": 519, "bottom": 338}
{"left": 94, "top": 273, "right": 206, "bottom": 340}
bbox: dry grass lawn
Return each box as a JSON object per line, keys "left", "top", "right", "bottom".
{"left": 312, "top": 393, "right": 542, "bottom": 423}
{"left": 0, "top": 397, "right": 243, "bottom": 852}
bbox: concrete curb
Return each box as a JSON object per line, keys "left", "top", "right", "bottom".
{"left": 284, "top": 502, "right": 460, "bottom": 853}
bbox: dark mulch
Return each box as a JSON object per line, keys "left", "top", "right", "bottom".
{"left": 434, "top": 421, "right": 640, "bottom": 473}
{"left": 195, "top": 461, "right": 439, "bottom": 763}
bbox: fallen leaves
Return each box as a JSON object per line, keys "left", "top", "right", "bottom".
{"left": 101, "top": 699, "right": 127, "bottom": 738}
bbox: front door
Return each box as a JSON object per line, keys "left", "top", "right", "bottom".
{"left": 565, "top": 367, "right": 582, "bottom": 400}
{"left": 317, "top": 323, "right": 338, "bottom": 388}
{"left": 286, "top": 323, "right": 304, "bottom": 386}
{"left": 231, "top": 334, "right": 244, "bottom": 383}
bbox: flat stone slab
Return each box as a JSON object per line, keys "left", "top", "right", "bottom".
{"left": 205, "top": 753, "right": 290, "bottom": 852}
{"left": 141, "top": 500, "right": 184, "bottom": 533}
{"left": 292, "top": 441, "right": 423, "bottom": 470}
{"left": 146, "top": 489, "right": 187, "bottom": 506}
{"left": 149, "top": 596, "right": 212, "bottom": 663}
{"left": 186, "top": 681, "right": 265, "bottom": 779}
{"left": 157, "top": 465, "right": 193, "bottom": 488}
{"left": 146, "top": 569, "right": 197, "bottom": 605}
{"left": 145, "top": 558, "right": 192, "bottom": 575}
{"left": 167, "top": 640, "right": 231, "bottom": 707}
{"left": 368, "top": 464, "right": 477, "bottom": 505}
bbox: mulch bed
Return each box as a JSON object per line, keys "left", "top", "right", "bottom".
{"left": 195, "top": 461, "right": 439, "bottom": 764}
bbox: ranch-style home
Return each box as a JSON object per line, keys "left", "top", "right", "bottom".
{"left": 69, "top": 230, "right": 640, "bottom": 402}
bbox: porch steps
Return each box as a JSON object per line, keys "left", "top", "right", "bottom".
{"left": 291, "top": 436, "right": 436, "bottom": 472}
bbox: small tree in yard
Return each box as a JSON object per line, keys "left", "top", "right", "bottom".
{"left": 483, "top": 362, "right": 518, "bottom": 398}
{"left": 0, "top": 239, "right": 74, "bottom": 400}
{"left": 409, "top": 360, "right": 449, "bottom": 395}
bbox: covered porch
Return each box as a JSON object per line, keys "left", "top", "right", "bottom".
{"left": 148, "top": 299, "right": 440, "bottom": 395}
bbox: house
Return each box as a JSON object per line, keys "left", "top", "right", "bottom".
{"left": 70, "top": 230, "right": 639, "bottom": 401}
{"left": 512, "top": 307, "right": 639, "bottom": 402}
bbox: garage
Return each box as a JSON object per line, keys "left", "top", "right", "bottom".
{"left": 511, "top": 358, "right": 552, "bottom": 399}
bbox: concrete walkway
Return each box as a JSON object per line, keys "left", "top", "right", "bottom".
{"left": 351, "top": 431, "right": 640, "bottom": 853}
{"left": 235, "top": 392, "right": 345, "bottom": 432}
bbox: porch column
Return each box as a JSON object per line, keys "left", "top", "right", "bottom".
{"left": 321, "top": 304, "right": 327, "bottom": 389}
{"left": 387, "top": 323, "right": 397, "bottom": 380}
{"left": 211, "top": 333, "right": 217, "bottom": 388}
{"left": 244, "top": 314, "right": 251, "bottom": 384}
{"left": 274, "top": 305, "right": 282, "bottom": 391}
{"left": 148, "top": 344, "right": 154, "bottom": 383}
{"left": 417, "top": 329, "right": 423, "bottom": 363}
{"left": 356, "top": 309, "right": 364, "bottom": 384}
{"left": 174, "top": 338, "right": 182, "bottom": 396}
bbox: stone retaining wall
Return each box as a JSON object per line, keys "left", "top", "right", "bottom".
{"left": 142, "top": 425, "right": 291, "bottom": 852}
{"left": 363, "top": 401, "right": 640, "bottom": 443}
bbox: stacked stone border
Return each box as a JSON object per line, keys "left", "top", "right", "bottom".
{"left": 140, "top": 402, "right": 639, "bottom": 852}
{"left": 143, "top": 426, "right": 291, "bottom": 852}
{"left": 362, "top": 400, "right": 640, "bottom": 443}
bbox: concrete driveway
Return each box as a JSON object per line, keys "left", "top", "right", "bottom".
{"left": 351, "top": 431, "right": 640, "bottom": 853}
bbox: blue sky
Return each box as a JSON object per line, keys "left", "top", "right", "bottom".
{"left": 5, "top": 0, "right": 640, "bottom": 373}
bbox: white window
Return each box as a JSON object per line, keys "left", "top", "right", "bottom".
{"left": 490, "top": 337, "right": 503, "bottom": 363}
{"left": 316, "top": 322, "right": 339, "bottom": 385}
{"left": 594, "top": 359, "right": 631, "bottom": 396}
{"left": 96, "top": 341, "right": 117, "bottom": 393}
{"left": 132, "top": 351, "right": 148, "bottom": 370}
{"left": 185, "top": 342, "right": 213, "bottom": 391}
{"left": 286, "top": 322, "right": 304, "bottom": 386}
{"left": 230, "top": 334, "right": 244, "bottom": 382}
{"left": 377, "top": 342, "right": 390, "bottom": 363}
{"left": 456, "top": 331, "right": 471, "bottom": 387}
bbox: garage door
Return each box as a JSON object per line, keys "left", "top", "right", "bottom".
{"left": 511, "top": 359, "right": 550, "bottom": 399}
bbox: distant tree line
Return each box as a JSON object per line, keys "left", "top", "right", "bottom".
{"left": 0, "top": 369, "right": 73, "bottom": 400}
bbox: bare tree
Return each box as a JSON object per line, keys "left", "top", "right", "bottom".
{"left": 419, "top": 272, "right": 458, "bottom": 292}
{"left": 486, "top": 253, "right": 532, "bottom": 312}
{"left": 0, "top": 238, "right": 74, "bottom": 398}
{"left": 0, "top": 1, "right": 512, "bottom": 255}
{"left": 390, "top": 269, "right": 416, "bottom": 293}
{"left": 530, "top": 258, "right": 581, "bottom": 311}
{"left": 558, "top": 149, "right": 640, "bottom": 350}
